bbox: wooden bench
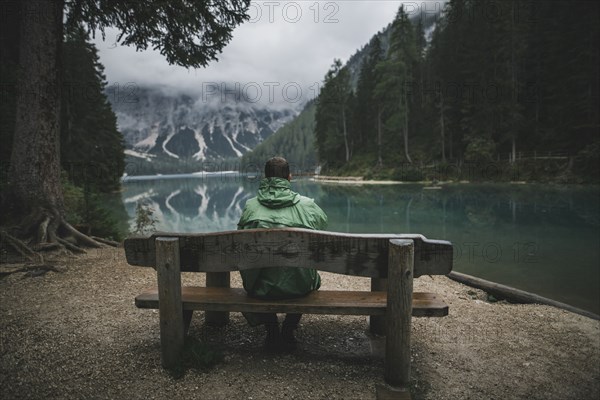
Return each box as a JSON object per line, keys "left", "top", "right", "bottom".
{"left": 125, "top": 228, "right": 453, "bottom": 399}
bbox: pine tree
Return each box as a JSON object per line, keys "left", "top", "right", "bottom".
{"left": 315, "top": 59, "right": 353, "bottom": 167}
{"left": 374, "top": 6, "right": 417, "bottom": 164}
{"left": 355, "top": 35, "right": 384, "bottom": 155}
{"left": 61, "top": 25, "right": 125, "bottom": 193}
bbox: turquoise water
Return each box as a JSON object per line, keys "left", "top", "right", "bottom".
{"left": 122, "top": 175, "right": 600, "bottom": 314}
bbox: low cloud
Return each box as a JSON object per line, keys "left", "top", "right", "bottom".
{"left": 93, "top": 1, "right": 416, "bottom": 107}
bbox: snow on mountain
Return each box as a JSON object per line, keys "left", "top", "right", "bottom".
{"left": 109, "top": 86, "right": 299, "bottom": 161}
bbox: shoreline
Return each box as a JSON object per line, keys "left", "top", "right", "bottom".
{"left": 117, "top": 171, "right": 599, "bottom": 186}
{"left": 312, "top": 176, "right": 534, "bottom": 185}
{"left": 312, "top": 176, "right": 600, "bottom": 186}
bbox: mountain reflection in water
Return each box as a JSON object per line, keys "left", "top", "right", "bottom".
{"left": 122, "top": 176, "right": 600, "bottom": 315}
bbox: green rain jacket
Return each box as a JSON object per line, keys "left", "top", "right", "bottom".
{"left": 238, "top": 177, "right": 328, "bottom": 300}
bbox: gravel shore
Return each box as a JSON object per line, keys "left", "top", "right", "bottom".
{"left": 1, "top": 247, "right": 598, "bottom": 399}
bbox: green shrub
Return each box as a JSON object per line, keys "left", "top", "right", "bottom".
{"left": 464, "top": 137, "right": 496, "bottom": 163}
{"left": 132, "top": 202, "right": 158, "bottom": 235}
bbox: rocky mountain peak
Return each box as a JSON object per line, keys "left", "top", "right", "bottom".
{"left": 108, "top": 86, "right": 299, "bottom": 162}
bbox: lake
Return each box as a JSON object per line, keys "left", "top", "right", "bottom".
{"left": 122, "top": 175, "right": 600, "bottom": 315}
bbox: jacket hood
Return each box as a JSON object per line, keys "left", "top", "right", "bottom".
{"left": 257, "top": 177, "right": 300, "bottom": 209}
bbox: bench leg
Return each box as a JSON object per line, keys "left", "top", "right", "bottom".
{"left": 370, "top": 278, "right": 388, "bottom": 335}
{"left": 384, "top": 239, "right": 414, "bottom": 392}
{"left": 205, "top": 272, "right": 230, "bottom": 327}
{"left": 156, "top": 237, "right": 185, "bottom": 370}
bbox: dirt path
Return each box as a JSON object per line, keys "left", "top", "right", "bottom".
{"left": 1, "top": 248, "right": 598, "bottom": 399}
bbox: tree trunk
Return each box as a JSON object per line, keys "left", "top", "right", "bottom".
{"left": 9, "top": 0, "right": 63, "bottom": 232}
{"left": 377, "top": 106, "right": 383, "bottom": 167}
{"left": 402, "top": 92, "right": 412, "bottom": 164}
{"left": 509, "top": 0, "right": 518, "bottom": 166}
{"left": 440, "top": 91, "right": 446, "bottom": 162}
{"left": 449, "top": 127, "right": 453, "bottom": 160}
{"left": 511, "top": 136, "right": 516, "bottom": 164}
{"left": 7, "top": 0, "right": 100, "bottom": 249}
{"left": 342, "top": 107, "right": 350, "bottom": 162}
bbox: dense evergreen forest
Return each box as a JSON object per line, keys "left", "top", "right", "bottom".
{"left": 241, "top": 101, "right": 318, "bottom": 173}
{"left": 1, "top": 23, "right": 127, "bottom": 239}
{"left": 331, "top": 0, "right": 598, "bottom": 181}
{"left": 250, "top": 0, "right": 599, "bottom": 182}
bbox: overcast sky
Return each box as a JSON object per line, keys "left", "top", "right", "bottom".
{"left": 93, "top": 1, "right": 443, "bottom": 107}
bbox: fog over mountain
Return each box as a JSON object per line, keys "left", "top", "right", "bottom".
{"left": 93, "top": 2, "right": 411, "bottom": 104}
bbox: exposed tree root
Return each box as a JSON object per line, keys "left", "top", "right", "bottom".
{"left": 0, "top": 264, "right": 63, "bottom": 280}
{"left": 56, "top": 237, "right": 86, "bottom": 254}
{"left": 37, "top": 216, "right": 50, "bottom": 244}
{"left": 33, "top": 243, "right": 63, "bottom": 252}
{"left": 60, "top": 219, "right": 103, "bottom": 248}
{"left": 0, "top": 230, "right": 43, "bottom": 263}
{"left": 90, "top": 236, "right": 119, "bottom": 247}
{"left": 2, "top": 205, "right": 115, "bottom": 265}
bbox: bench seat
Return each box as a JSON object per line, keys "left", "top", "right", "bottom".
{"left": 135, "top": 287, "right": 449, "bottom": 317}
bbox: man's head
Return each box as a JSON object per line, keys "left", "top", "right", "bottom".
{"left": 265, "top": 157, "right": 291, "bottom": 180}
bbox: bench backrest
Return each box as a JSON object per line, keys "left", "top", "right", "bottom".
{"left": 124, "top": 228, "right": 452, "bottom": 278}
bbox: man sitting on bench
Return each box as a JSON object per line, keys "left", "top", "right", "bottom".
{"left": 238, "top": 157, "right": 328, "bottom": 352}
